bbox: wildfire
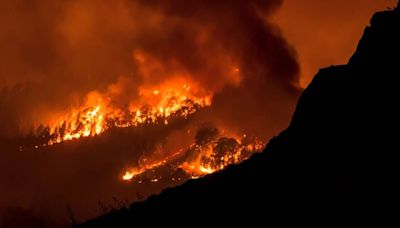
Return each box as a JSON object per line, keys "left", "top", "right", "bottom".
{"left": 122, "top": 151, "right": 185, "bottom": 181}
{"left": 50, "top": 105, "right": 105, "bottom": 143}
{"left": 180, "top": 134, "right": 265, "bottom": 178}
{"left": 45, "top": 82, "right": 212, "bottom": 145}
{"left": 34, "top": 77, "right": 264, "bottom": 186}
{"left": 35, "top": 74, "right": 262, "bottom": 186}
{"left": 121, "top": 130, "right": 265, "bottom": 182}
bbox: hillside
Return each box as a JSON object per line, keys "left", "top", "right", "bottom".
{"left": 79, "top": 4, "right": 400, "bottom": 227}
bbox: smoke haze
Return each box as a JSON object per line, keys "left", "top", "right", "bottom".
{"left": 0, "top": 0, "right": 301, "bottom": 223}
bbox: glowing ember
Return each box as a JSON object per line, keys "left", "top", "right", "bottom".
{"left": 122, "top": 151, "right": 184, "bottom": 182}
{"left": 121, "top": 130, "right": 265, "bottom": 182}
{"left": 180, "top": 134, "right": 265, "bottom": 178}
{"left": 199, "top": 165, "right": 214, "bottom": 174}
{"left": 122, "top": 171, "right": 134, "bottom": 181}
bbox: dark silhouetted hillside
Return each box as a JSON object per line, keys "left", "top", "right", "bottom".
{"left": 78, "top": 5, "right": 400, "bottom": 227}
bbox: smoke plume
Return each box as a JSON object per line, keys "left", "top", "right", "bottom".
{"left": 0, "top": 0, "right": 300, "bottom": 223}
{"left": 0, "top": 0, "right": 299, "bottom": 137}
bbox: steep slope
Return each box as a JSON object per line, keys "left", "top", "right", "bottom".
{"left": 79, "top": 5, "right": 400, "bottom": 227}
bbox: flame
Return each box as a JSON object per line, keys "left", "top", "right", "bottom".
{"left": 199, "top": 166, "right": 214, "bottom": 174}
{"left": 121, "top": 133, "right": 265, "bottom": 182}
{"left": 39, "top": 77, "right": 263, "bottom": 185}
{"left": 122, "top": 171, "right": 134, "bottom": 181}
{"left": 180, "top": 136, "right": 265, "bottom": 178}
{"left": 36, "top": 64, "right": 259, "bottom": 185}
{"left": 122, "top": 151, "right": 184, "bottom": 181}
{"left": 179, "top": 163, "right": 215, "bottom": 176}
{"left": 45, "top": 81, "right": 212, "bottom": 145}
{"left": 50, "top": 104, "right": 106, "bottom": 143}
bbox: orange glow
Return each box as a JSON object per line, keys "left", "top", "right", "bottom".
{"left": 46, "top": 80, "right": 212, "bottom": 145}
{"left": 180, "top": 136, "right": 265, "bottom": 178}
{"left": 121, "top": 134, "right": 265, "bottom": 182}
{"left": 122, "top": 151, "right": 184, "bottom": 181}
{"left": 274, "top": 0, "right": 397, "bottom": 87}
{"left": 122, "top": 171, "right": 134, "bottom": 181}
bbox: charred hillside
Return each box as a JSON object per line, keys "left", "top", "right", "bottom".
{"left": 79, "top": 5, "right": 400, "bottom": 227}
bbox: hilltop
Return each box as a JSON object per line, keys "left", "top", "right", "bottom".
{"left": 79, "top": 5, "right": 400, "bottom": 226}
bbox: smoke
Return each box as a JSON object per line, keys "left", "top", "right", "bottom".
{"left": 0, "top": 0, "right": 300, "bottom": 223}
{"left": 0, "top": 0, "right": 299, "bottom": 137}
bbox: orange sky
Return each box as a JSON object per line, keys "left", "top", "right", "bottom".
{"left": 274, "top": 0, "right": 397, "bottom": 87}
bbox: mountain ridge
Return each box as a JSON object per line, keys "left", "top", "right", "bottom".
{"left": 78, "top": 4, "right": 400, "bottom": 227}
